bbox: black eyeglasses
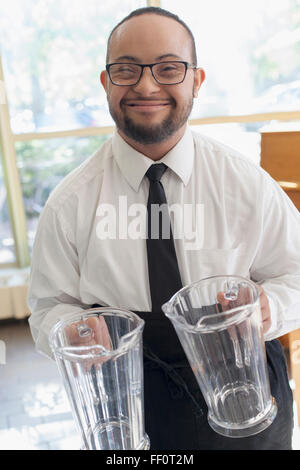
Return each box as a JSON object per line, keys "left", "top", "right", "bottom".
{"left": 106, "top": 61, "right": 197, "bottom": 86}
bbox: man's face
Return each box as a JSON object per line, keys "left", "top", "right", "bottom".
{"left": 101, "top": 14, "right": 205, "bottom": 145}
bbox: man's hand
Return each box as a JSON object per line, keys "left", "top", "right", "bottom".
{"left": 66, "top": 316, "right": 112, "bottom": 349}
{"left": 217, "top": 284, "right": 271, "bottom": 335}
{"left": 65, "top": 316, "right": 112, "bottom": 371}
{"left": 257, "top": 285, "right": 271, "bottom": 335}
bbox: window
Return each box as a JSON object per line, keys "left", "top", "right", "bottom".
{"left": 15, "top": 134, "right": 111, "bottom": 252}
{"left": 0, "top": 0, "right": 144, "bottom": 134}
{"left": 0, "top": 149, "right": 16, "bottom": 264}
{"left": 162, "top": 0, "right": 300, "bottom": 118}
{"left": 0, "top": 0, "right": 146, "bottom": 267}
{"left": 161, "top": 0, "right": 300, "bottom": 163}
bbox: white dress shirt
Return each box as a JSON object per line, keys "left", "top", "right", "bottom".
{"left": 28, "top": 126, "right": 300, "bottom": 358}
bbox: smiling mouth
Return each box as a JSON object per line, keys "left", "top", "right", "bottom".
{"left": 123, "top": 100, "right": 172, "bottom": 108}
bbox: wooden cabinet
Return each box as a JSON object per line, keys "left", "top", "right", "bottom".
{"left": 260, "top": 130, "right": 300, "bottom": 425}
{"left": 261, "top": 130, "right": 300, "bottom": 202}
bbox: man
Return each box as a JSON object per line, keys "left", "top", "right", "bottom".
{"left": 28, "top": 7, "right": 300, "bottom": 449}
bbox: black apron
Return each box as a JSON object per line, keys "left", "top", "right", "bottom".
{"left": 92, "top": 304, "right": 294, "bottom": 450}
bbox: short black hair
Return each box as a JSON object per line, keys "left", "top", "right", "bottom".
{"left": 106, "top": 6, "right": 197, "bottom": 66}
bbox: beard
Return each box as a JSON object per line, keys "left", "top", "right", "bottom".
{"left": 108, "top": 93, "right": 194, "bottom": 145}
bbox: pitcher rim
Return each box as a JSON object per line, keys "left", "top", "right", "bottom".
{"left": 162, "top": 275, "right": 260, "bottom": 332}
{"left": 49, "top": 306, "right": 145, "bottom": 359}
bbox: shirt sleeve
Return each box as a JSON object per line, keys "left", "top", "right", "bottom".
{"left": 27, "top": 205, "right": 89, "bottom": 358}
{"left": 250, "top": 168, "right": 300, "bottom": 341}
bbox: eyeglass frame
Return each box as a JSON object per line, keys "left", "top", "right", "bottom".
{"left": 105, "top": 61, "right": 197, "bottom": 86}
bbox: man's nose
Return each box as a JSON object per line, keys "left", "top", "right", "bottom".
{"left": 132, "top": 66, "right": 161, "bottom": 93}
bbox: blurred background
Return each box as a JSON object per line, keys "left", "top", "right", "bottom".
{"left": 0, "top": 0, "right": 300, "bottom": 450}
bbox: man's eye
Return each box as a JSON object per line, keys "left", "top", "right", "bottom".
{"left": 157, "top": 64, "right": 181, "bottom": 75}
{"left": 116, "top": 66, "right": 136, "bottom": 74}
{"left": 161, "top": 65, "right": 177, "bottom": 71}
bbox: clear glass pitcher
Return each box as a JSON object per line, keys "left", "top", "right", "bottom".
{"left": 162, "top": 275, "right": 277, "bottom": 438}
{"left": 49, "top": 307, "right": 150, "bottom": 450}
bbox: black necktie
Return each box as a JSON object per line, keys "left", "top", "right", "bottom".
{"left": 145, "top": 163, "right": 183, "bottom": 312}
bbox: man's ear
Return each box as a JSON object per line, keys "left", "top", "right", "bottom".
{"left": 193, "top": 68, "right": 205, "bottom": 98}
{"left": 100, "top": 70, "right": 107, "bottom": 91}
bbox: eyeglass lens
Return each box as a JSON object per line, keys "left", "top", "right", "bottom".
{"left": 109, "top": 62, "right": 186, "bottom": 85}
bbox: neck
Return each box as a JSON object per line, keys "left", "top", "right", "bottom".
{"left": 118, "top": 124, "right": 187, "bottom": 161}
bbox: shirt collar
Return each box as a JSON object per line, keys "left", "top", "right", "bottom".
{"left": 112, "top": 125, "right": 194, "bottom": 192}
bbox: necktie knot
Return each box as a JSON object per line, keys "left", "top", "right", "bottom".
{"left": 146, "top": 163, "right": 167, "bottom": 183}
